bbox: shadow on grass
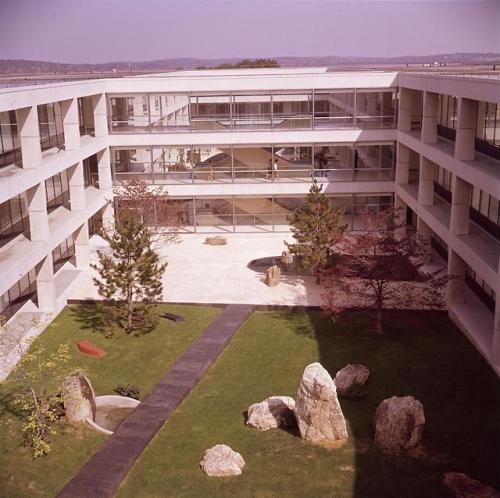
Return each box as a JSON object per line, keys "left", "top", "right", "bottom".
{"left": 69, "top": 302, "right": 111, "bottom": 337}
{"left": 276, "top": 308, "right": 500, "bottom": 498}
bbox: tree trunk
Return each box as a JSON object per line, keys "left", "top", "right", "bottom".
{"left": 375, "top": 305, "right": 383, "bottom": 335}
{"left": 127, "top": 286, "right": 133, "bottom": 334}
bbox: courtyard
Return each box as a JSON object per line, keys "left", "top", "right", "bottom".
{"left": 1, "top": 303, "right": 499, "bottom": 497}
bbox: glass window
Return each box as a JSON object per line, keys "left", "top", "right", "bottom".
{"left": 356, "top": 90, "right": 396, "bottom": 129}
{"left": 233, "top": 197, "right": 274, "bottom": 232}
{"left": 0, "top": 193, "right": 30, "bottom": 247}
{"left": 149, "top": 93, "right": 190, "bottom": 132}
{"left": 111, "top": 147, "right": 153, "bottom": 183}
{"left": 195, "top": 197, "right": 233, "bottom": 232}
{"left": 314, "top": 90, "right": 355, "bottom": 129}
{"left": 480, "top": 191, "right": 490, "bottom": 216}
{"left": 272, "top": 92, "right": 312, "bottom": 129}
{"left": 272, "top": 144, "right": 313, "bottom": 181}
{"left": 231, "top": 93, "right": 272, "bottom": 130}
{"left": 37, "top": 102, "right": 64, "bottom": 150}
{"left": 78, "top": 97, "right": 95, "bottom": 136}
{"left": 0, "top": 110, "right": 22, "bottom": 168}
{"left": 52, "top": 234, "right": 76, "bottom": 273}
{"left": 190, "top": 94, "right": 231, "bottom": 131}
{"left": 83, "top": 154, "right": 99, "bottom": 188}
{"left": 471, "top": 186, "right": 481, "bottom": 211}
{"left": 45, "top": 170, "right": 70, "bottom": 212}
{"left": 0, "top": 268, "right": 37, "bottom": 321}
{"left": 109, "top": 95, "right": 149, "bottom": 133}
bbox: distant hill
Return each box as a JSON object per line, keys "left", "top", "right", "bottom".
{"left": 1, "top": 53, "right": 499, "bottom": 75}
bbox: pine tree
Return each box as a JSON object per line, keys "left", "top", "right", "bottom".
{"left": 91, "top": 211, "right": 167, "bottom": 334}
{"left": 286, "top": 181, "right": 346, "bottom": 283}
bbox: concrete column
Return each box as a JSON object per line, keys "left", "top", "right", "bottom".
{"left": 92, "top": 93, "right": 108, "bottom": 137}
{"left": 395, "top": 143, "right": 410, "bottom": 184}
{"left": 398, "top": 88, "right": 412, "bottom": 132}
{"left": 455, "top": 97, "right": 477, "bottom": 161}
{"left": 418, "top": 157, "right": 436, "bottom": 206}
{"left": 74, "top": 223, "right": 90, "bottom": 268}
{"left": 61, "top": 98, "right": 80, "bottom": 150}
{"left": 97, "top": 148, "right": 113, "bottom": 192}
{"left": 417, "top": 217, "right": 432, "bottom": 264}
{"left": 68, "top": 161, "right": 85, "bottom": 211}
{"left": 476, "top": 101, "right": 486, "bottom": 139}
{"left": 447, "top": 250, "right": 467, "bottom": 304}
{"left": 27, "top": 182, "right": 49, "bottom": 241}
{"left": 16, "top": 105, "right": 42, "bottom": 169}
{"left": 36, "top": 255, "right": 56, "bottom": 312}
{"left": 394, "top": 195, "right": 407, "bottom": 240}
{"left": 450, "top": 174, "right": 472, "bottom": 235}
{"left": 421, "top": 91, "right": 438, "bottom": 144}
{"left": 102, "top": 202, "right": 115, "bottom": 229}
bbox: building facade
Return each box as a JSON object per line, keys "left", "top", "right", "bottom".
{"left": 0, "top": 68, "right": 498, "bottom": 374}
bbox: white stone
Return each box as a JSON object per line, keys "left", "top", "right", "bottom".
{"left": 62, "top": 371, "right": 96, "bottom": 424}
{"left": 295, "top": 362, "right": 348, "bottom": 443}
{"left": 247, "top": 396, "right": 296, "bottom": 431}
{"left": 373, "top": 396, "right": 425, "bottom": 453}
{"left": 334, "top": 364, "right": 370, "bottom": 398}
{"left": 200, "top": 444, "right": 245, "bottom": 477}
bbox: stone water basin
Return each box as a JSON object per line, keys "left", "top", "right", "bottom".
{"left": 86, "top": 395, "right": 139, "bottom": 435}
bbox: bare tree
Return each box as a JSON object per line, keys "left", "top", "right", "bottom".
{"left": 112, "top": 179, "right": 180, "bottom": 248}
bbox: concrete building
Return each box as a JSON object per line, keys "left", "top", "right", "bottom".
{"left": 0, "top": 67, "right": 498, "bottom": 374}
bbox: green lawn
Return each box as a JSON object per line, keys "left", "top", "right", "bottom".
{"left": 116, "top": 310, "right": 500, "bottom": 498}
{"left": 0, "top": 303, "right": 221, "bottom": 498}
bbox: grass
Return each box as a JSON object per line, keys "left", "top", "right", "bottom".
{"left": 0, "top": 303, "right": 221, "bottom": 498}
{"left": 115, "top": 309, "right": 500, "bottom": 498}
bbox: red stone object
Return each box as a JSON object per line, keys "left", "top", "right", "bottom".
{"left": 77, "top": 340, "right": 106, "bottom": 358}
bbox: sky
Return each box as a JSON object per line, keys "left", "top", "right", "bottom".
{"left": 0, "top": 0, "right": 498, "bottom": 63}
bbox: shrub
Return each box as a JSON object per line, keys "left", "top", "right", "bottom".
{"left": 114, "top": 384, "right": 141, "bottom": 400}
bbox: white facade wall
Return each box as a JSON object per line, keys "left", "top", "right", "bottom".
{"left": 0, "top": 68, "right": 499, "bottom": 375}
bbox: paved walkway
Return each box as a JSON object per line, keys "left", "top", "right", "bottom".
{"left": 57, "top": 304, "right": 254, "bottom": 498}
{"left": 69, "top": 233, "right": 323, "bottom": 306}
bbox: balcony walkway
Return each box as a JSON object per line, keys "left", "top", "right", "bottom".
{"left": 57, "top": 304, "right": 254, "bottom": 498}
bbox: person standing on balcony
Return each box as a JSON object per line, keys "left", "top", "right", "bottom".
{"left": 207, "top": 159, "right": 214, "bottom": 181}
{"left": 273, "top": 158, "right": 279, "bottom": 180}
{"left": 266, "top": 158, "right": 273, "bottom": 179}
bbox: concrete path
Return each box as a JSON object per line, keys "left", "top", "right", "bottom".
{"left": 57, "top": 304, "right": 254, "bottom": 498}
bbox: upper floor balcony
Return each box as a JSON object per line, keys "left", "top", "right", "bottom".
{"left": 107, "top": 89, "right": 398, "bottom": 134}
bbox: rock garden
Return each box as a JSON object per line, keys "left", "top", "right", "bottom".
{"left": 1, "top": 306, "right": 499, "bottom": 498}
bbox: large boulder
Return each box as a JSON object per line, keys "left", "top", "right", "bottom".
{"left": 334, "top": 364, "right": 370, "bottom": 399}
{"left": 295, "top": 362, "right": 348, "bottom": 443}
{"left": 205, "top": 236, "right": 227, "bottom": 246}
{"left": 200, "top": 444, "right": 245, "bottom": 477}
{"left": 62, "top": 371, "right": 96, "bottom": 424}
{"left": 246, "top": 396, "right": 296, "bottom": 431}
{"left": 443, "top": 473, "right": 500, "bottom": 498}
{"left": 373, "top": 396, "right": 425, "bottom": 453}
{"left": 265, "top": 265, "right": 281, "bottom": 287}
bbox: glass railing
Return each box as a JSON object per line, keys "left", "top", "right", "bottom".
{"left": 109, "top": 113, "right": 396, "bottom": 133}
{"left": 356, "top": 115, "right": 396, "bottom": 129}
{"left": 314, "top": 167, "right": 393, "bottom": 181}
{"left": 111, "top": 164, "right": 393, "bottom": 184}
